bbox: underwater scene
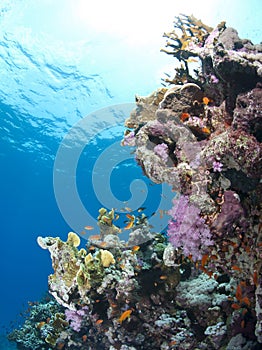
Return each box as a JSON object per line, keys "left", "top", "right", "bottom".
{"left": 0, "top": 0, "right": 261, "bottom": 349}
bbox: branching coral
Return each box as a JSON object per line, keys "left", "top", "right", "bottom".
{"left": 161, "top": 14, "right": 213, "bottom": 84}
{"left": 161, "top": 15, "right": 212, "bottom": 65}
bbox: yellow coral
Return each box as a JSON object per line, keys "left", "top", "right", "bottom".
{"left": 98, "top": 207, "right": 107, "bottom": 217}
{"left": 67, "top": 232, "right": 80, "bottom": 247}
{"left": 160, "top": 14, "right": 213, "bottom": 85}
{"left": 100, "top": 249, "right": 115, "bottom": 267}
{"left": 79, "top": 248, "right": 87, "bottom": 257}
{"left": 76, "top": 267, "right": 91, "bottom": 290}
{"left": 85, "top": 253, "right": 93, "bottom": 265}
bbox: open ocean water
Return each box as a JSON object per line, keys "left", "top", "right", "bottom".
{"left": 0, "top": 1, "right": 261, "bottom": 349}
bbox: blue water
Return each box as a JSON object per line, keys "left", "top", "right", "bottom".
{"left": 0, "top": 0, "right": 261, "bottom": 348}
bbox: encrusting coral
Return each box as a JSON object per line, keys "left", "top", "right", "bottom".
{"left": 8, "top": 14, "right": 262, "bottom": 350}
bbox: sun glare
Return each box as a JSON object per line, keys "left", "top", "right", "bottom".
{"left": 71, "top": 0, "right": 187, "bottom": 41}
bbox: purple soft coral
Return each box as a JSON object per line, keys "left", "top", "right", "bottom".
{"left": 167, "top": 195, "right": 213, "bottom": 261}
{"left": 212, "top": 160, "right": 223, "bottom": 172}
{"left": 65, "top": 307, "right": 88, "bottom": 332}
{"left": 121, "top": 130, "right": 136, "bottom": 146}
{"left": 154, "top": 143, "right": 169, "bottom": 163}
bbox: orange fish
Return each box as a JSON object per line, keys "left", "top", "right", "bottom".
{"left": 84, "top": 225, "right": 94, "bottom": 230}
{"left": 132, "top": 245, "right": 140, "bottom": 252}
{"left": 124, "top": 221, "right": 134, "bottom": 230}
{"left": 241, "top": 320, "right": 245, "bottom": 329}
{"left": 206, "top": 270, "right": 213, "bottom": 278}
{"left": 89, "top": 234, "right": 101, "bottom": 240}
{"left": 231, "top": 303, "right": 241, "bottom": 310}
{"left": 124, "top": 207, "right": 132, "bottom": 212}
{"left": 95, "top": 319, "right": 104, "bottom": 325}
{"left": 236, "top": 284, "right": 242, "bottom": 301}
{"left": 202, "top": 126, "right": 210, "bottom": 132}
{"left": 241, "top": 297, "right": 251, "bottom": 307}
{"left": 169, "top": 340, "right": 177, "bottom": 346}
{"left": 180, "top": 112, "right": 190, "bottom": 122}
{"left": 119, "top": 309, "right": 133, "bottom": 324}
{"left": 126, "top": 214, "right": 135, "bottom": 220}
{"left": 160, "top": 275, "right": 168, "bottom": 280}
{"left": 201, "top": 254, "right": 209, "bottom": 267}
{"left": 231, "top": 265, "right": 242, "bottom": 272}
{"left": 36, "top": 321, "right": 46, "bottom": 329}
{"left": 203, "top": 97, "right": 210, "bottom": 105}
{"left": 57, "top": 343, "right": 65, "bottom": 350}
{"left": 200, "top": 127, "right": 211, "bottom": 135}
{"left": 110, "top": 302, "right": 118, "bottom": 308}
{"left": 82, "top": 335, "right": 88, "bottom": 342}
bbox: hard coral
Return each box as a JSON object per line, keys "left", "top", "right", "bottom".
{"left": 162, "top": 14, "right": 213, "bottom": 56}
{"left": 100, "top": 249, "right": 116, "bottom": 268}
{"left": 233, "top": 84, "right": 262, "bottom": 142}
{"left": 37, "top": 233, "right": 118, "bottom": 310}
{"left": 211, "top": 190, "right": 246, "bottom": 237}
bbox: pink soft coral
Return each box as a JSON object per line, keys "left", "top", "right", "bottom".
{"left": 65, "top": 306, "right": 88, "bottom": 332}
{"left": 167, "top": 195, "right": 213, "bottom": 261}
{"left": 154, "top": 143, "right": 169, "bottom": 163}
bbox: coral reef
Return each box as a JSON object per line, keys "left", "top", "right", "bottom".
{"left": 8, "top": 299, "right": 66, "bottom": 349}
{"left": 8, "top": 14, "right": 262, "bottom": 350}
{"left": 120, "top": 14, "right": 262, "bottom": 349}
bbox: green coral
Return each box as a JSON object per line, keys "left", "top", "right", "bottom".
{"left": 97, "top": 207, "right": 121, "bottom": 238}
{"left": 45, "top": 313, "right": 68, "bottom": 346}
{"left": 7, "top": 300, "right": 64, "bottom": 350}
{"left": 153, "top": 233, "right": 168, "bottom": 259}
{"left": 97, "top": 207, "right": 115, "bottom": 225}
